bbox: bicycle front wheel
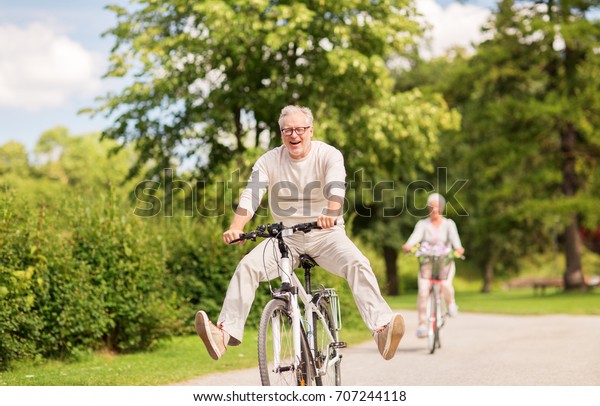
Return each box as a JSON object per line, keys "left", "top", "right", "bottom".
{"left": 427, "top": 286, "right": 440, "bottom": 354}
{"left": 313, "top": 298, "right": 341, "bottom": 386}
{"left": 258, "top": 299, "right": 314, "bottom": 386}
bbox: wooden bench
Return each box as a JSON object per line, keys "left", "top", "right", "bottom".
{"left": 504, "top": 277, "right": 564, "bottom": 295}
{"left": 531, "top": 278, "right": 563, "bottom": 295}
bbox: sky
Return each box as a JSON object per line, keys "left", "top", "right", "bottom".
{"left": 0, "top": 0, "right": 496, "bottom": 153}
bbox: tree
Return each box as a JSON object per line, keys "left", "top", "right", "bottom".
{"left": 34, "top": 127, "right": 135, "bottom": 193}
{"left": 0, "top": 141, "right": 30, "bottom": 177}
{"left": 92, "top": 0, "right": 422, "bottom": 179}
{"left": 438, "top": 0, "right": 600, "bottom": 291}
{"left": 340, "top": 90, "right": 460, "bottom": 294}
{"left": 91, "top": 0, "right": 462, "bottom": 294}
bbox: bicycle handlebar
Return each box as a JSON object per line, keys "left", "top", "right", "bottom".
{"left": 405, "top": 247, "right": 465, "bottom": 261}
{"left": 229, "top": 221, "right": 324, "bottom": 244}
{"left": 408, "top": 252, "right": 466, "bottom": 261}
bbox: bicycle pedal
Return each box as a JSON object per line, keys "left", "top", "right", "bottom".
{"left": 332, "top": 341, "right": 347, "bottom": 349}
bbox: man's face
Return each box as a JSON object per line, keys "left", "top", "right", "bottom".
{"left": 280, "top": 112, "right": 313, "bottom": 159}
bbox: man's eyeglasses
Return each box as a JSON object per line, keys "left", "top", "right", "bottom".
{"left": 280, "top": 126, "right": 311, "bottom": 137}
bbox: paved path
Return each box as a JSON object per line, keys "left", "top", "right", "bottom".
{"left": 174, "top": 311, "right": 600, "bottom": 386}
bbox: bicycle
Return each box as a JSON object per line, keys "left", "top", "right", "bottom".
{"left": 411, "top": 242, "right": 462, "bottom": 354}
{"left": 230, "top": 221, "right": 345, "bottom": 386}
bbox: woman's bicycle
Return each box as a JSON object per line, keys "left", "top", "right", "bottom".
{"left": 412, "top": 242, "right": 462, "bottom": 354}
{"left": 230, "top": 221, "right": 345, "bottom": 386}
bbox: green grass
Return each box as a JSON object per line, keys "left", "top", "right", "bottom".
{"left": 0, "top": 327, "right": 371, "bottom": 386}
{"left": 1, "top": 335, "right": 249, "bottom": 386}
{"left": 1, "top": 288, "right": 598, "bottom": 386}
{"left": 385, "top": 289, "right": 600, "bottom": 315}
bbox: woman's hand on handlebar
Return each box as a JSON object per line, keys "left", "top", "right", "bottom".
{"left": 453, "top": 247, "right": 465, "bottom": 259}
{"left": 223, "top": 228, "right": 245, "bottom": 245}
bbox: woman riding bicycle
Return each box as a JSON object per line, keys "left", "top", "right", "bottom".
{"left": 402, "top": 193, "right": 465, "bottom": 339}
{"left": 195, "top": 105, "right": 405, "bottom": 361}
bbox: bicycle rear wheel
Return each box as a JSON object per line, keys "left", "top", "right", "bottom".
{"left": 258, "top": 299, "right": 314, "bottom": 386}
{"left": 427, "top": 286, "right": 440, "bottom": 354}
{"left": 313, "top": 298, "right": 341, "bottom": 386}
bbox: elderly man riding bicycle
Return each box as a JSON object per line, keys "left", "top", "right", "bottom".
{"left": 195, "top": 105, "right": 405, "bottom": 361}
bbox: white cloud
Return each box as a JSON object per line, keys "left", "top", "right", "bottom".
{"left": 417, "top": 0, "right": 493, "bottom": 59}
{"left": 0, "top": 21, "right": 103, "bottom": 111}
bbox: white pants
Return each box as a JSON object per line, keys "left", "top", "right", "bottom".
{"left": 417, "top": 262, "right": 456, "bottom": 326}
{"left": 218, "top": 225, "right": 394, "bottom": 345}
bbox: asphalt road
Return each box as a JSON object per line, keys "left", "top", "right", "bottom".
{"left": 175, "top": 310, "right": 600, "bottom": 386}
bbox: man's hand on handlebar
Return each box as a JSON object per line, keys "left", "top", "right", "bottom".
{"left": 317, "top": 215, "right": 337, "bottom": 229}
{"left": 223, "top": 229, "right": 245, "bottom": 245}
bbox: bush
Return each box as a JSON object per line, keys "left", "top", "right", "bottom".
{"left": 0, "top": 191, "right": 185, "bottom": 370}
{"left": 68, "top": 195, "right": 182, "bottom": 352}
{"left": 160, "top": 216, "right": 270, "bottom": 330}
{"left": 0, "top": 195, "right": 44, "bottom": 370}
{"left": 33, "top": 237, "right": 109, "bottom": 358}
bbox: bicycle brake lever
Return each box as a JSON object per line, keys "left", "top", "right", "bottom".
{"left": 229, "top": 231, "right": 255, "bottom": 244}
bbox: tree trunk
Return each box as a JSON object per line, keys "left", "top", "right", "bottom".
{"left": 481, "top": 260, "right": 494, "bottom": 293}
{"left": 233, "top": 108, "right": 245, "bottom": 154}
{"left": 383, "top": 246, "right": 399, "bottom": 296}
{"left": 561, "top": 122, "right": 585, "bottom": 290}
{"left": 563, "top": 216, "right": 586, "bottom": 290}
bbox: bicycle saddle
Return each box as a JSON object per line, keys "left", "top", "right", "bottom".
{"left": 299, "top": 254, "right": 319, "bottom": 268}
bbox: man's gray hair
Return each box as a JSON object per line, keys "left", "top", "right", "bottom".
{"left": 278, "top": 105, "right": 314, "bottom": 127}
{"left": 427, "top": 193, "right": 446, "bottom": 211}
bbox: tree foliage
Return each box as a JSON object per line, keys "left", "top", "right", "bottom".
{"left": 93, "top": 0, "right": 422, "bottom": 179}
{"left": 93, "top": 0, "right": 461, "bottom": 295}
{"left": 34, "top": 127, "right": 135, "bottom": 191}
{"left": 426, "top": 0, "right": 600, "bottom": 291}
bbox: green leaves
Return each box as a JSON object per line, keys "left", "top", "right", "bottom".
{"left": 93, "top": 0, "right": 422, "bottom": 178}
{"left": 0, "top": 189, "right": 184, "bottom": 370}
{"left": 431, "top": 0, "right": 600, "bottom": 285}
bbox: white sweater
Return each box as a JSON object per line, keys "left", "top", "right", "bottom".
{"left": 405, "top": 217, "right": 463, "bottom": 249}
{"left": 237, "top": 141, "right": 346, "bottom": 226}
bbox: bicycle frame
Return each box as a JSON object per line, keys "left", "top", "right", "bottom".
{"left": 233, "top": 222, "right": 343, "bottom": 384}
{"left": 427, "top": 256, "right": 449, "bottom": 328}
{"left": 412, "top": 247, "right": 453, "bottom": 354}
{"left": 271, "top": 230, "right": 341, "bottom": 379}
{"left": 410, "top": 243, "right": 463, "bottom": 354}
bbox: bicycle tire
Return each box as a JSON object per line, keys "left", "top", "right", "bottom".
{"left": 427, "top": 286, "right": 439, "bottom": 354}
{"left": 313, "top": 298, "right": 341, "bottom": 386}
{"left": 438, "top": 295, "right": 447, "bottom": 350}
{"left": 258, "top": 299, "right": 314, "bottom": 386}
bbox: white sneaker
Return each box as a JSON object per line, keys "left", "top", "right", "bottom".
{"left": 416, "top": 324, "right": 427, "bottom": 338}
{"left": 448, "top": 303, "right": 459, "bottom": 317}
